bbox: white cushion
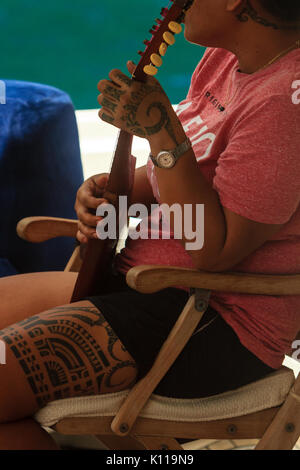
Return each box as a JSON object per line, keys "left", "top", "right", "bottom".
{"left": 35, "top": 367, "right": 294, "bottom": 428}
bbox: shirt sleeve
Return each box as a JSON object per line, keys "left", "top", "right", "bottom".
{"left": 213, "top": 94, "right": 300, "bottom": 224}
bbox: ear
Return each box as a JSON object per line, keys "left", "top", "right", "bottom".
{"left": 226, "top": 0, "right": 244, "bottom": 13}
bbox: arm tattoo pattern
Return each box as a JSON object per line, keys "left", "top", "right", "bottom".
{"left": 102, "top": 113, "right": 115, "bottom": 124}
{"left": 101, "top": 72, "right": 179, "bottom": 142}
{"left": 116, "top": 73, "right": 133, "bottom": 88}
{"left": 145, "top": 102, "right": 179, "bottom": 146}
{"left": 104, "top": 85, "right": 125, "bottom": 102}
{"left": 122, "top": 82, "right": 179, "bottom": 144}
{"left": 101, "top": 97, "right": 117, "bottom": 113}
{"left": 0, "top": 306, "right": 137, "bottom": 407}
{"left": 237, "top": 0, "right": 299, "bottom": 31}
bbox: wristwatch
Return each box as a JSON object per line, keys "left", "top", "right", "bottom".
{"left": 150, "top": 138, "right": 192, "bottom": 169}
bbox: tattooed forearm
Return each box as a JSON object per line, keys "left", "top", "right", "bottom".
{"left": 237, "top": 0, "right": 299, "bottom": 30}
{"left": 145, "top": 102, "right": 179, "bottom": 145}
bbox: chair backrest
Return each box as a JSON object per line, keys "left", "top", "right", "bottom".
{"left": 0, "top": 80, "right": 84, "bottom": 276}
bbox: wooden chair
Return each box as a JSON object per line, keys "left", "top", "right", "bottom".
{"left": 17, "top": 216, "right": 300, "bottom": 450}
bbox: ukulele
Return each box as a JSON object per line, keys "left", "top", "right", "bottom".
{"left": 71, "top": 0, "right": 195, "bottom": 302}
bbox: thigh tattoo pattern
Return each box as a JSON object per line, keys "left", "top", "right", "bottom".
{"left": 0, "top": 306, "right": 137, "bottom": 407}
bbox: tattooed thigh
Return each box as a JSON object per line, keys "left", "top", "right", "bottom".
{"left": 0, "top": 301, "right": 138, "bottom": 408}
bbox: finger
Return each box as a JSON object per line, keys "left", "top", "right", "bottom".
{"left": 77, "top": 220, "right": 98, "bottom": 240}
{"left": 91, "top": 174, "right": 109, "bottom": 193}
{"left": 77, "top": 198, "right": 109, "bottom": 223}
{"left": 77, "top": 184, "right": 102, "bottom": 203}
{"left": 103, "top": 84, "right": 126, "bottom": 102}
{"left": 98, "top": 81, "right": 124, "bottom": 102}
{"left": 77, "top": 208, "right": 101, "bottom": 228}
{"left": 98, "top": 108, "right": 115, "bottom": 125}
{"left": 127, "top": 60, "right": 136, "bottom": 76}
{"left": 98, "top": 95, "right": 118, "bottom": 115}
{"left": 77, "top": 191, "right": 105, "bottom": 211}
{"left": 97, "top": 79, "right": 111, "bottom": 93}
{"left": 108, "top": 69, "right": 132, "bottom": 88}
{"left": 76, "top": 230, "right": 88, "bottom": 245}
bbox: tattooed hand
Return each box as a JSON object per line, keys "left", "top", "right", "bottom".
{"left": 97, "top": 61, "right": 186, "bottom": 154}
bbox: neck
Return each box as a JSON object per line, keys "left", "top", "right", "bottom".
{"left": 224, "top": 1, "right": 300, "bottom": 74}
{"left": 233, "top": 32, "right": 299, "bottom": 74}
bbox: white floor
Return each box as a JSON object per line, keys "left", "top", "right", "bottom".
{"left": 75, "top": 109, "right": 300, "bottom": 379}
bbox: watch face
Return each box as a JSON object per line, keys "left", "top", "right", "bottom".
{"left": 157, "top": 152, "right": 175, "bottom": 169}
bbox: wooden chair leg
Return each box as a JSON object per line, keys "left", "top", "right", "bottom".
{"left": 255, "top": 382, "right": 300, "bottom": 450}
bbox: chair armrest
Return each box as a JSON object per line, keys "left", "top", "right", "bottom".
{"left": 17, "top": 216, "right": 78, "bottom": 243}
{"left": 126, "top": 265, "right": 300, "bottom": 296}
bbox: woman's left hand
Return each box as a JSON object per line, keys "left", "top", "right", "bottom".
{"left": 97, "top": 61, "right": 185, "bottom": 149}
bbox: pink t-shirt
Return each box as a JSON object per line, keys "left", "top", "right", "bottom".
{"left": 115, "top": 47, "right": 300, "bottom": 369}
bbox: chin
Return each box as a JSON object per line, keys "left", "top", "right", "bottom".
{"left": 184, "top": 27, "right": 223, "bottom": 49}
{"left": 184, "top": 28, "right": 198, "bottom": 44}
{"left": 184, "top": 30, "right": 208, "bottom": 47}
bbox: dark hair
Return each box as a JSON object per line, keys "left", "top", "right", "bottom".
{"left": 259, "top": 0, "right": 300, "bottom": 23}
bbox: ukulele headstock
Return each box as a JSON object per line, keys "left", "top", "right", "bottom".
{"left": 133, "top": 0, "right": 194, "bottom": 82}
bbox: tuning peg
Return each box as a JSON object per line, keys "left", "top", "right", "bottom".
{"left": 144, "top": 64, "right": 158, "bottom": 76}
{"left": 168, "top": 21, "right": 183, "bottom": 34}
{"left": 159, "top": 43, "right": 168, "bottom": 56}
{"left": 160, "top": 7, "right": 169, "bottom": 17}
{"left": 150, "top": 53, "right": 163, "bottom": 68}
{"left": 149, "top": 25, "right": 159, "bottom": 34}
{"left": 163, "top": 31, "right": 175, "bottom": 46}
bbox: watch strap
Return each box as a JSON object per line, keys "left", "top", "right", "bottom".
{"left": 150, "top": 138, "right": 192, "bottom": 168}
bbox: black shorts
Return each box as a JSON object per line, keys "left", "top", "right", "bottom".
{"left": 86, "top": 269, "right": 275, "bottom": 399}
